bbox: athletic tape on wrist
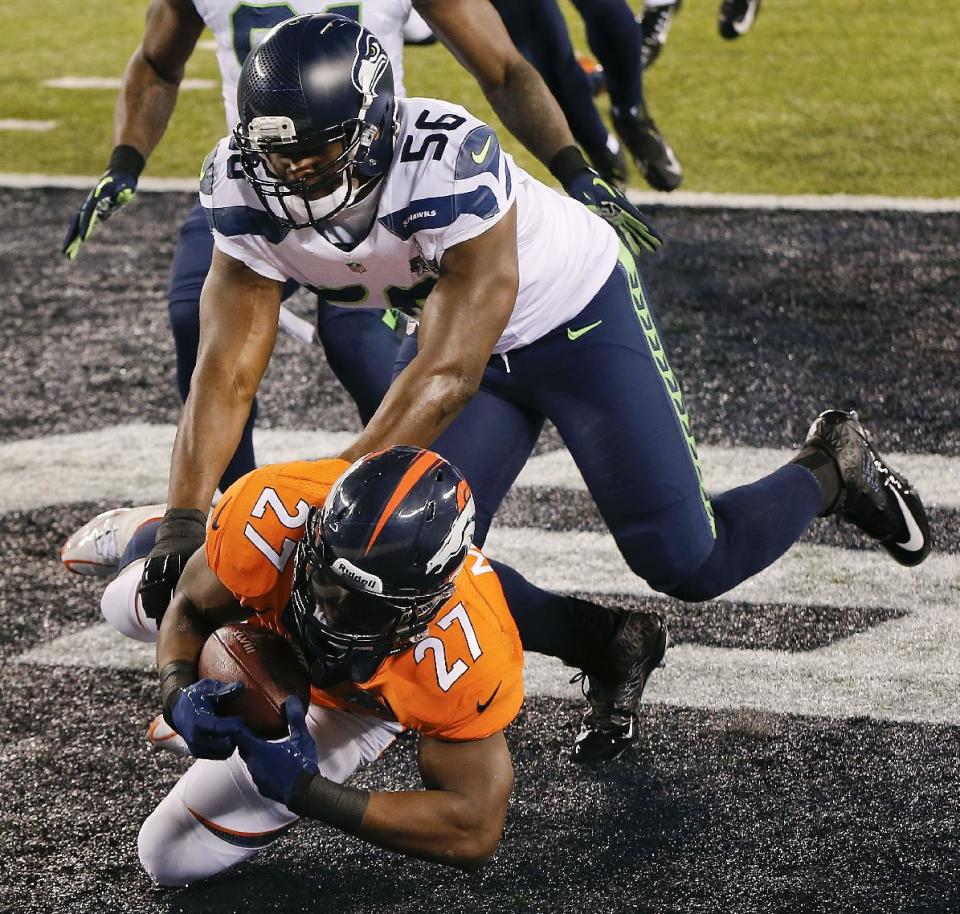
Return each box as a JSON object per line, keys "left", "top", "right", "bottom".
{"left": 287, "top": 770, "right": 370, "bottom": 830}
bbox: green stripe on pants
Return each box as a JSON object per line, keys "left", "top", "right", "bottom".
{"left": 617, "top": 242, "right": 716, "bottom": 537}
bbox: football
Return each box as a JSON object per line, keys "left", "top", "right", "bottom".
{"left": 198, "top": 624, "right": 311, "bottom": 739}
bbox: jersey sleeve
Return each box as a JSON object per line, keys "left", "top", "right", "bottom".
{"left": 379, "top": 101, "right": 517, "bottom": 264}
{"left": 205, "top": 459, "right": 350, "bottom": 614}
{"left": 198, "top": 139, "right": 291, "bottom": 283}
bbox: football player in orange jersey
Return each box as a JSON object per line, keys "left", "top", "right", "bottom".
{"left": 133, "top": 447, "right": 666, "bottom": 885}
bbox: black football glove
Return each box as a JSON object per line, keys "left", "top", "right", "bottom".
{"left": 550, "top": 145, "right": 662, "bottom": 257}
{"left": 137, "top": 507, "right": 207, "bottom": 623}
{"left": 63, "top": 145, "right": 145, "bottom": 260}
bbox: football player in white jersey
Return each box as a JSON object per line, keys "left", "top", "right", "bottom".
{"left": 60, "top": 0, "right": 665, "bottom": 621}
{"left": 144, "top": 15, "right": 931, "bottom": 762}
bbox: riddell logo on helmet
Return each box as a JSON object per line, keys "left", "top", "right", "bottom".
{"left": 331, "top": 558, "right": 384, "bottom": 593}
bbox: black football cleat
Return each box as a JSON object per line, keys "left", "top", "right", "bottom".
{"left": 589, "top": 142, "right": 629, "bottom": 188}
{"left": 718, "top": 0, "right": 761, "bottom": 39}
{"left": 638, "top": 0, "right": 682, "bottom": 70}
{"left": 803, "top": 410, "right": 931, "bottom": 567}
{"left": 611, "top": 106, "right": 683, "bottom": 192}
{"left": 572, "top": 610, "right": 668, "bottom": 764}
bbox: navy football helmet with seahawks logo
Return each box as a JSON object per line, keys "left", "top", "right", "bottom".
{"left": 234, "top": 14, "right": 396, "bottom": 228}
{"left": 289, "top": 447, "right": 476, "bottom": 668}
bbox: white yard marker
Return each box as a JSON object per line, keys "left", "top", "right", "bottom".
{"left": 0, "top": 119, "right": 57, "bottom": 131}
{"left": 1, "top": 425, "right": 957, "bottom": 513}
{"left": 42, "top": 77, "right": 215, "bottom": 90}
{"left": 3, "top": 173, "right": 959, "bottom": 212}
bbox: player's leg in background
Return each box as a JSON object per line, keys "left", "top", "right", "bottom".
{"left": 393, "top": 332, "right": 544, "bottom": 548}
{"left": 490, "top": 0, "right": 626, "bottom": 185}
{"left": 572, "top": 0, "right": 683, "bottom": 190}
{"left": 138, "top": 707, "right": 401, "bottom": 886}
{"left": 168, "top": 202, "right": 257, "bottom": 491}
{"left": 316, "top": 303, "right": 402, "bottom": 425}
{"left": 520, "top": 246, "right": 823, "bottom": 601}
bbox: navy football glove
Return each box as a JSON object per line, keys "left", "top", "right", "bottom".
{"left": 550, "top": 145, "right": 662, "bottom": 257}
{"left": 236, "top": 696, "right": 319, "bottom": 805}
{"left": 63, "top": 145, "right": 145, "bottom": 260}
{"left": 167, "top": 678, "right": 246, "bottom": 760}
{"left": 137, "top": 507, "right": 207, "bottom": 623}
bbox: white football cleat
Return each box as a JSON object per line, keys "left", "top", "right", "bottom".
{"left": 61, "top": 503, "right": 166, "bottom": 577}
{"left": 146, "top": 714, "right": 190, "bottom": 757}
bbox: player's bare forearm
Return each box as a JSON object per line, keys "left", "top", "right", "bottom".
{"left": 112, "top": 51, "right": 181, "bottom": 158}
{"left": 414, "top": 0, "right": 575, "bottom": 165}
{"left": 113, "top": 0, "right": 204, "bottom": 159}
{"left": 339, "top": 209, "right": 519, "bottom": 464}
{"left": 295, "top": 733, "right": 513, "bottom": 870}
{"left": 156, "top": 549, "right": 248, "bottom": 673}
{"left": 167, "top": 249, "right": 283, "bottom": 512}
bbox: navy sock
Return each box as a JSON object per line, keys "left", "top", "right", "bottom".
{"left": 491, "top": 559, "right": 620, "bottom": 671}
{"left": 667, "top": 464, "right": 823, "bottom": 602}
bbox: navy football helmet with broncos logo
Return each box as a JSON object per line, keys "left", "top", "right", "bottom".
{"left": 234, "top": 14, "right": 396, "bottom": 228}
{"left": 289, "top": 447, "right": 476, "bottom": 669}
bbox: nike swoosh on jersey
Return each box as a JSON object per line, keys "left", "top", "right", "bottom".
{"left": 471, "top": 135, "right": 494, "bottom": 164}
{"left": 889, "top": 484, "right": 926, "bottom": 551}
{"left": 567, "top": 320, "right": 603, "bottom": 341}
{"left": 477, "top": 681, "right": 502, "bottom": 713}
{"left": 210, "top": 496, "right": 232, "bottom": 531}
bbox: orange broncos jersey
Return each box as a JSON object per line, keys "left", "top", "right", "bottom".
{"left": 205, "top": 459, "right": 524, "bottom": 741}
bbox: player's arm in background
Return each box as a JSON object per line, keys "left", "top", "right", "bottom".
{"left": 339, "top": 206, "right": 519, "bottom": 463}
{"left": 413, "top": 0, "right": 574, "bottom": 166}
{"left": 63, "top": 0, "right": 205, "bottom": 257}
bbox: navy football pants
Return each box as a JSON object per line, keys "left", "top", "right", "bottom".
{"left": 167, "top": 202, "right": 399, "bottom": 493}
{"left": 571, "top": 0, "right": 646, "bottom": 112}
{"left": 396, "top": 244, "right": 823, "bottom": 601}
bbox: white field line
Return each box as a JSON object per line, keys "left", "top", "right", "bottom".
{"left": 197, "top": 39, "right": 217, "bottom": 50}
{"left": 0, "top": 119, "right": 57, "bottom": 131}
{"left": 42, "top": 77, "right": 215, "bottom": 90}
{"left": 626, "top": 188, "right": 960, "bottom": 213}
{"left": 1, "top": 171, "right": 959, "bottom": 212}
{"left": 1, "top": 424, "right": 955, "bottom": 514}
{"left": 0, "top": 424, "right": 356, "bottom": 513}
{"left": 16, "top": 541, "right": 960, "bottom": 724}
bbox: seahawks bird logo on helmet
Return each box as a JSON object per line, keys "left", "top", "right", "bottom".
{"left": 288, "top": 447, "right": 476, "bottom": 676}
{"left": 233, "top": 14, "right": 397, "bottom": 229}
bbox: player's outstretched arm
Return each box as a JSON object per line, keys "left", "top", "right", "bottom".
{"left": 138, "top": 248, "right": 282, "bottom": 621}
{"left": 62, "top": 0, "right": 204, "bottom": 259}
{"left": 413, "top": 0, "right": 575, "bottom": 166}
{"left": 155, "top": 547, "right": 252, "bottom": 758}
{"left": 238, "top": 703, "right": 514, "bottom": 871}
{"left": 339, "top": 207, "right": 519, "bottom": 464}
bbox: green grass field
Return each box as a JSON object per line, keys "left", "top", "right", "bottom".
{"left": 0, "top": 0, "right": 956, "bottom": 196}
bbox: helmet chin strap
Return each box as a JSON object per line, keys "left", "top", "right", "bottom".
{"left": 284, "top": 170, "right": 353, "bottom": 223}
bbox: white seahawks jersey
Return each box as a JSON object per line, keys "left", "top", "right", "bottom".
{"left": 199, "top": 97, "right": 620, "bottom": 353}
{"left": 191, "top": 0, "right": 411, "bottom": 132}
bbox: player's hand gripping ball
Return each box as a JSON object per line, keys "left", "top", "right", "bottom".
{"left": 236, "top": 696, "right": 319, "bottom": 805}
{"left": 198, "top": 624, "right": 311, "bottom": 739}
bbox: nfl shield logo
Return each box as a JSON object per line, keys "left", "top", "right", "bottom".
{"left": 347, "top": 262, "right": 366, "bottom": 274}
